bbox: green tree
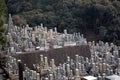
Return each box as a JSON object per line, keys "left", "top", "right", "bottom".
{"left": 0, "top": 0, "right": 7, "bottom": 50}
{"left": 5, "top": 0, "right": 120, "bottom": 45}
{"left": 12, "top": 15, "right": 27, "bottom": 26}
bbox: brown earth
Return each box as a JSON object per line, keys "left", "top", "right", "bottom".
{"left": 14, "top": 45, "right": 90, "bottom": 69}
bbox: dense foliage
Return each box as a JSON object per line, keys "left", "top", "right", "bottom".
{"left": 5, "top": 0, "right": 120, "bottom": 45}
{"left": 0, "top": 0, "right": 7, "bottom": 50}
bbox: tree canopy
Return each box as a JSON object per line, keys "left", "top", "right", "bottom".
{"left": 5, "top": 0, "right": 120, "bottom": 45}
{"left": 0, "top": 0, "right": 7, "bottom": 50}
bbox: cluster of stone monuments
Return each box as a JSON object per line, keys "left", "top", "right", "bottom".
{"left": 24, "top": 41, "right": 120, "bottom": 80}
{"left": 4, "top": 14, "right": 120, "bottom": 80}
{"left": 6, "top": 41, "right": 120, "bottom": 80}
{"left": 7, "top": 14, "right": 87, "bottom": 54}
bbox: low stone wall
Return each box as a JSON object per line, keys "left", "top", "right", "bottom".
{"left": 14, "top": 45, "right": 90, "bottom": 69}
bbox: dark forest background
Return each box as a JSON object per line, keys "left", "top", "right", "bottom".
{"left": 0, "top": 0, "right": 6, "bottom": 50}
{"left": 3, "top": 0, "right": 120, "bottom": 45}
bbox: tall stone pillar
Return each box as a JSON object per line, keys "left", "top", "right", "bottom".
{"left": 18, "top": 60, "right": 24, "bottom": 80}
{"left": 75, "top": 69, "right": 81, "bottom": 80}
{"left": 49, "top": 74, "right": 54, "bottom": 80}
{"left": 44, "top": 57, "right": 49, "bottom": 69}
{"left": 50, "top": 59, "right": 56, "bottom": 69}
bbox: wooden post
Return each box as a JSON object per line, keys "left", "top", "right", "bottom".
{"left": 18, "top": 60, "right": 24, "bottom": 80}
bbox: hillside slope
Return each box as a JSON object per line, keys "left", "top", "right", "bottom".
{"left": 5, "top": 0, "right": 120, "bottom": 45}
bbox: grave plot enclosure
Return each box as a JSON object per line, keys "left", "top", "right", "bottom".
{"left": 14, "top": 45, "right": 90, "bottom": 69}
